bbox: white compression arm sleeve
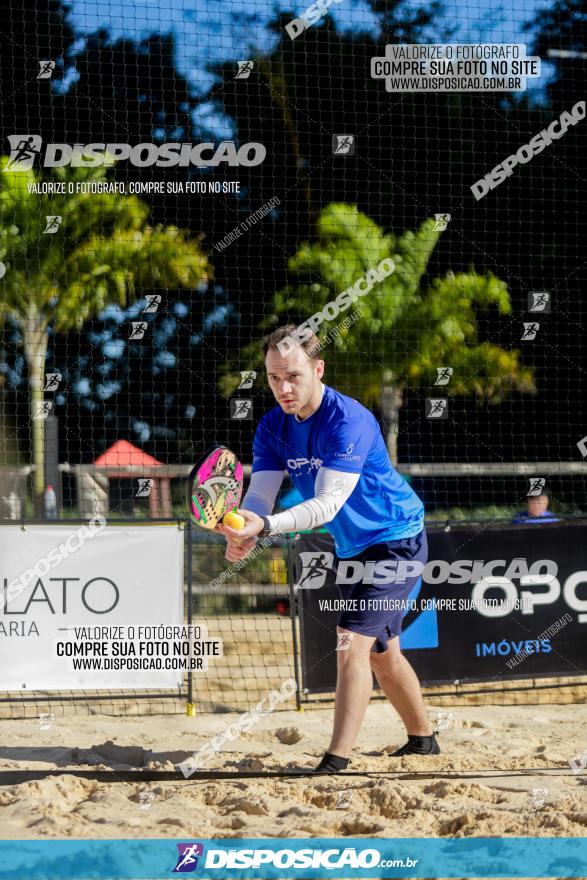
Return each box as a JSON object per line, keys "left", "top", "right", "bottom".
{"left": 265, "top": 467, "right": 360, "bottom": 535}
{"left": 241, "top": 469, "right": 285, "bottom": 516}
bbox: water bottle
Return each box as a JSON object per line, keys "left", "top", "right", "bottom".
{"left": 44, "top": 484, "right": 57, "bottom": 519}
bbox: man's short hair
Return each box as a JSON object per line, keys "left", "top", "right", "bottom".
{"left": 531, "top": 487, "right": 550, "bottom": 500}
{"left": 262, "top": 324, "right": 322, "bottom": 359}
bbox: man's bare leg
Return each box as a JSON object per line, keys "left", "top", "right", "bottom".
{"left": 370, "top": 636, "right": 432, "bottom": 736}
{"left": 327, "top": 628, "right": 376, "bottom": 758}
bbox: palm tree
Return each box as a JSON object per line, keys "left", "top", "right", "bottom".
{"left": 0, "top": 156, "right": 210, "bottom": 514}
{"left": 221, "top": 203, "right": 535, "bottom": 464}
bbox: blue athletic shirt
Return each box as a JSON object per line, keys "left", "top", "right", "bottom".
{"left": 252, "top": 384, "right": 424, "bottom": 558}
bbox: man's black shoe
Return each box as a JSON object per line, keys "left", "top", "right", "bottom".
{"left": 391, "top": 733, "right": 441, "bottom": 756}
{"left": 312, "top": 752, "right": 350, "bottom": 774}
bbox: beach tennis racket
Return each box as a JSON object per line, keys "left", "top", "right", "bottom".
{"left": 187, "top": 445, "right": 245, "bottom": 531}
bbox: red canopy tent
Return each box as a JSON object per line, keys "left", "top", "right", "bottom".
{"left": 93, "top": 440, "right": 172, "bottom": 518}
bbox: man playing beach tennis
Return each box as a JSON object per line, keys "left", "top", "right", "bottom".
{"left": 220, "top": 324, "right": 439, "bottom": 773}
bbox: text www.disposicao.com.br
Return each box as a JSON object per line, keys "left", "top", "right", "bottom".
{"left": 71, "top": 658, "right": 203, "bottom": 670}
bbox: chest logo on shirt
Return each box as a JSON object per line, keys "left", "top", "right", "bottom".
{"left": 287, "top": 456, "right": 322, "bottom": 474}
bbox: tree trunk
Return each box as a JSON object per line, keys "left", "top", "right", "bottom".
{"left": 23, "top": 315, "right": 49, "bottom": 518}
{"left": 381, "top": 372, "right": 405, "bottom": 467}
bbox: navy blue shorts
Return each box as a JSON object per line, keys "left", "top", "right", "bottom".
{"left": 336, "top": 529, "right": 428, "bottom": 653}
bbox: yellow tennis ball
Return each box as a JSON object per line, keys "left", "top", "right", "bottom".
{"left": 223, "top": 511, "right": 245, "bottom": 530}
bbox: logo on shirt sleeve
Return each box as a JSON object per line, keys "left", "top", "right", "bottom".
{"left": 334, "top": 442, "right": 361, "bottom": 462}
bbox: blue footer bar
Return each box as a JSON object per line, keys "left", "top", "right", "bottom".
{"left": 0, "top": 837, "right": 586, "bottom": 879}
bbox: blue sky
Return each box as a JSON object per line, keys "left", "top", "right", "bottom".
{"left": 65, "top": 0, "right": 553, "bottom": 97}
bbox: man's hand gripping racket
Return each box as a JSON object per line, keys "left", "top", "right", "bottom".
{"left": 186, "top": 446, "right": 262, "bottom": 562}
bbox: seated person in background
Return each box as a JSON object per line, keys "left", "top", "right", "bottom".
{"left": 511, "top": 489, "right": 560, "bottom": 524}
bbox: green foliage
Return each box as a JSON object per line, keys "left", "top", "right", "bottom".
{"left": 0, "top": 157, "right": 210, "bottom": 332}
{"left": 0, "top": 156, "right": 211, "bottom": 502}
{"left": 220, "top": 203, "right": 535, "bottom": 408}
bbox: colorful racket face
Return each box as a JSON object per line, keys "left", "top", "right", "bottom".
{"left": 187, "top": 446, "right": 244, "bottom": 530}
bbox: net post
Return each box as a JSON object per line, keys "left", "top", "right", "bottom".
{"left": 286, "top": 533, "right": 304, "bottom": 712}
{"left": 185, "top": 517, "right": 195, "bottom": 716}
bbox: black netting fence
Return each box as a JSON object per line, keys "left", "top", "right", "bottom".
{"left": 0, "top": 0, "right": 585, "bottom": 713}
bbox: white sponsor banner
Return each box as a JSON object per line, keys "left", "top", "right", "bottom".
{"left": 0, "top": 524, "right": 183, "bottom": 690}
